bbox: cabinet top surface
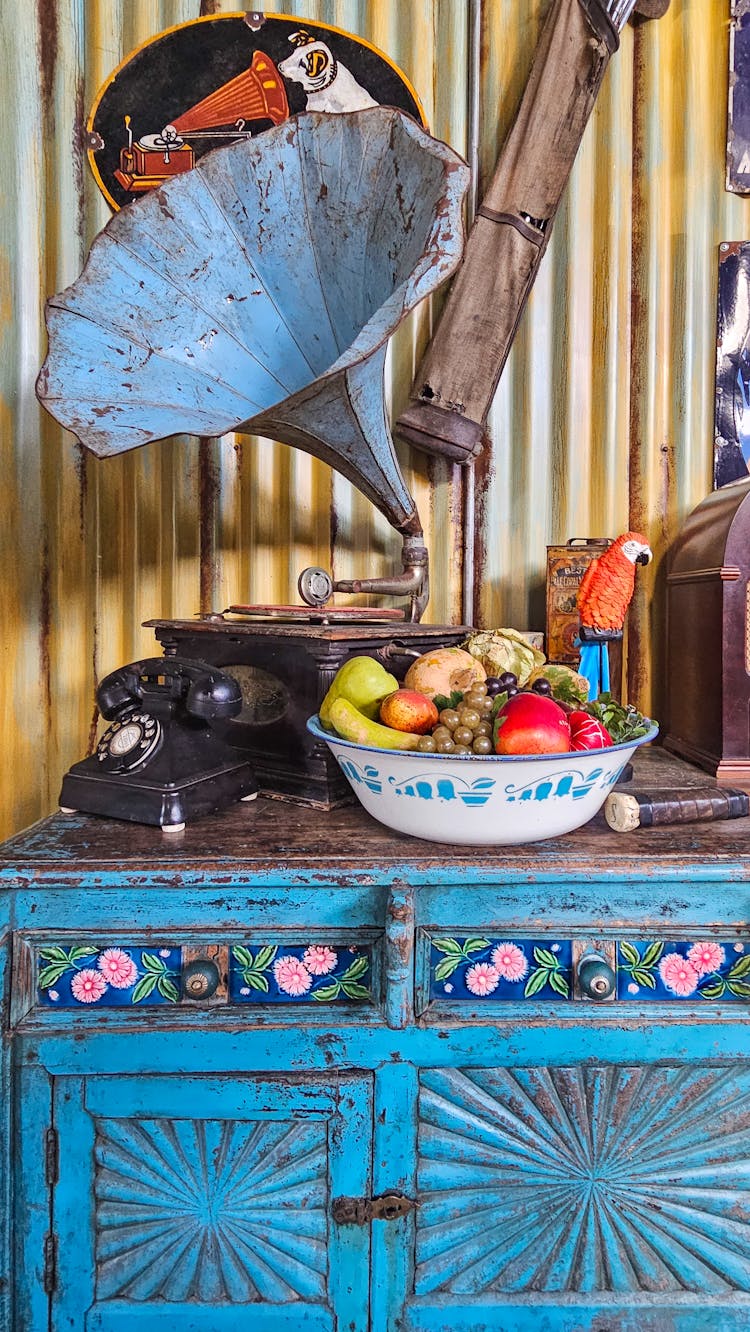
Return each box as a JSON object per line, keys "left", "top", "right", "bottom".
{"left": 0, "top": 749, "right": 749, "bottom": 886}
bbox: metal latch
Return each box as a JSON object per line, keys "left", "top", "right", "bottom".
{"left": 331, "top": 1191, "right": 417, "bottom": 1224}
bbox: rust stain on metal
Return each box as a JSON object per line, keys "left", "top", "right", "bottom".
{"left": 36, "top": 0, "right": 58, "bottom": 122}
{"left": 471, "top": 437, "right": 493, "bottom": 627}
{"left": 627, "top": 23, "right": 650, "bottom": 715}
{"left": 199, "top": 437, "right": 220, "bottom": 614}
{"left": 39, "top": 531, "right": 52, "bottom": 733}
{"left": 72, "top": 73, "right": 86, "bottom": 244}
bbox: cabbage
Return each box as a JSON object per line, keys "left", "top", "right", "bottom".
{"left": 461, "top": 629, "right": 545, "bottom": 685}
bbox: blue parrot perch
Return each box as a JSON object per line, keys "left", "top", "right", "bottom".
{"left": 577, "top": 640, "right": 610, "bottom": 702}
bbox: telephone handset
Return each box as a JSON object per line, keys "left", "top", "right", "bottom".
{"left": 95, "top": 657, "right": 243, "bottom": 774}
{"left": 60, "top": 657, "right": 257, "bottom": 831}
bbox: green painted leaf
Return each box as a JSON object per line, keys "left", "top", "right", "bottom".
{"left": 341, "top": 955, "right": 369, "bottom": 982}
{"left": 434, "top": 956, "right": 463, "bottom": 982}
{"left": 157, "top": 975, "right": 179, "bottom": 1003}
{"left": 131, "top": 973, "right": 158, "bottom": 1004}
{"left": 233, "top": 945, "right": 254, "bottom": 968}
{"left": 619, "top": 941, "right": 640, "bottom": 967}
{"left": 253, "top": 945, "right": 278, "bottom": 972}
{"left": 141, "top": 953, "right": 166, "bottom": 974}
{"left": 341, "top": 982, "right": 371, "bottom": 1001}
{"left": 244, "top": 972, "right": 269, "bottom": 992}
{"left": 38, "top": 963, "right": 71, "bottom": 989}
{"left": 462, "top": 938, "right": 491, "bottom": 954}
{"left": 548, "top": 970, "right": 570, "bottom": 997}
{"left": 630, "top": 968, "right": 656, "bottom": 989}
{"left": 311, "top": 982, "right": 341, "bottom": 1002}
{"left": 38, "top": 947, "right": 69, "bottom": 962}
{"left": 524, "top": 968, "right": 549, "bottom": 998}
{"left": 728, "top": 953, "right": 750, "bottom": 979}
{"left": 698, "top": 979, "right": 726, "bottom": 1000}
{"left": 68, "top": 945, "right": 98, "bottom": 961}
{"left": 727, "top": 979, "right": 750, "bottom": 999}
{"left": 432, "top": 938, "right": 463, "bottom": 955}
{"left": 640, "top": 941, "right": 664, "bottom": 969}
{"left": 533, "top": 947, "right": 557, "bottom": 968}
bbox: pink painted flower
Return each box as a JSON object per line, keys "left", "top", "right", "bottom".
{"left": 98, "top": 948, "right": 137, "bottom": 989}
{"left": 687, "top": 941, "right": 726, "bottom": 976}
{"left": 303, "top": 945, "right": 338, "bottom": 975}
{"left": 658, "top": 952, "right": 699, "bottom": 997}
{"left": 465, "top": 962, "right": 500, "bottom": 997}
{"left": 273, "top": 955, "right": 313, "bottom": 996}
{"left": 71, "top": 969, "right": 108, "bottom": 1003}
{"left": 491, "top": 943, "right": 528, "bottom": 982}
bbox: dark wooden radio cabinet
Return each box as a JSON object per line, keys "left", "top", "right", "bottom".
{"left": 665, "top": 477, "right": 750, "bottom": 786}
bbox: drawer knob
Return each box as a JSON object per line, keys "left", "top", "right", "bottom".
{"left": 578, "top": 953, "right": 616, "bottom": 1000}
{"left": 182, "top": 958, "right": 220, "bottom": 1000}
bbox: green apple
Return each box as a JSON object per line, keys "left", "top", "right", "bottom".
{"left": 319, "top": 656, "right": 399, "bottom": 728}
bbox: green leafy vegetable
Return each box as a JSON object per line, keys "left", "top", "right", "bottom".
{"left": 584, "top": 693, "right": 654, "bottom": 744}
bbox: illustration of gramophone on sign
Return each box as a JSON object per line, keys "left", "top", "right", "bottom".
{"left": 87, "top": 14, "right": 425, "bottom": 211}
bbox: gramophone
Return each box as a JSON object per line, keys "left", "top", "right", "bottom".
{"left": 37, "top": 108, "right": 472, "bottom": 807}
{"left": 114, "top": 51, "right": 289, "bottom": 193}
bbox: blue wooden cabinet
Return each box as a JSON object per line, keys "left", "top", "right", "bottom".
{"left": 3, "top": 747, "right": 750, "bottom": 1331}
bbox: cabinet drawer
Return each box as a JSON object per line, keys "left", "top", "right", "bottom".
{"left": 14, "top": 932, "right": 382, "bottom": 1019}
{"left": 419, "top": 932, "right": 750, "bottom": 1012}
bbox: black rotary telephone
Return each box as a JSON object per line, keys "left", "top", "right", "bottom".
{"left": 59, "top": 657, "right": 257, "bottom": 831}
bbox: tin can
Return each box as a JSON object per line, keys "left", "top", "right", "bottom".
{"left": 545, "top": 538, "right": 611, "bottom": 664}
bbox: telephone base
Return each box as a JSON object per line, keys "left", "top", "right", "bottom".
{"left": 59, "top": 755, "right": 257, "bottom": 830}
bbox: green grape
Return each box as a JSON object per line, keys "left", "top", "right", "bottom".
{"left": 439, "top": 709, "right": 460, "bottom": 730}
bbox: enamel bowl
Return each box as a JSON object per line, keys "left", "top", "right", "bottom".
{"left": 307, "top": 714, "right": 659, "bottom": 846}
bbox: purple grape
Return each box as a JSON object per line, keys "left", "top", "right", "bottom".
{"left": 484, "top": 676, "right": 504, "bottom": 697}
{"left": 531, "top": 678, "right": 552, "bottom": 695}
{"left": 497, "top": 672, "right": 518, "bottom": 690}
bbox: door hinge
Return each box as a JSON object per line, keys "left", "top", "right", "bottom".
{"left": 43, "top": 1232, "right": 58, "bottom": 1294}
{"left": 331, "top": 1192, "right": 417, "bottom": 1225}
{"left": 45, "top": 1127, "right": 59, "bottom": 1186}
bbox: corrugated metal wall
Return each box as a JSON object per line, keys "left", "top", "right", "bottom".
{"left": 0, "top": 0, "right": 743, "bottom": 838}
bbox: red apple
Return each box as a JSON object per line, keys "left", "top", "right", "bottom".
{"left": 494, "top": 692, "right": 571, "bottom": 755}
{"left": 568, "top": 710, "right": 613, "bottom": 751}
{"left": 379, "top": 689, "right": 439, "bottom": 735}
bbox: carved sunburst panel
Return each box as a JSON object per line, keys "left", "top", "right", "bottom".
{"left": 416, "top": 1065, "right": 750, "bottom": 1296}
{"left": 94, "top": 1115, "right": 328, "bottom": 1303}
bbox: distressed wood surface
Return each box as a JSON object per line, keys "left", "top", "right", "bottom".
{"left": 2, "top": 749, "right": 750, "bottom": 881}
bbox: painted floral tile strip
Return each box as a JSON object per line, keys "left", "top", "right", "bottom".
{"left": 229, "top": 944, "right": 373, "bottom": 1004}
{"left": 429, "top": 938, "right": 573, "bottom": 1001}
{"left": 617, "top": 940, "right": 750, "bottom": 1000}
{"left": 37, "top": 946, "right": 180, "bottom": 1006}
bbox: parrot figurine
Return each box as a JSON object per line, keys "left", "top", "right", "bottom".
{"left": 576, "top": 531, "right": 653, "bottom": 700}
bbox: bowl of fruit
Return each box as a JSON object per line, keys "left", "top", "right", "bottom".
{"left": 307, "top": 642, "right": 658, "bottom": 846}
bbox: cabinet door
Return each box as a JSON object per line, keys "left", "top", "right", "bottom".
{"left": 25, "top": 1071, "right": 371, "bottom": 1332}
{"left": 408, "top": 1062, "right": 750, "bottom": 1332}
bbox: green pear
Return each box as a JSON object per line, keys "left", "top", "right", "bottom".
{"left": 319, "top": 655, "right": 399, "bottom": 728}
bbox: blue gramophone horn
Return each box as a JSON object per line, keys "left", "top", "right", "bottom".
{"left": 36, "top": 108, "right": 469, "bottom": 619}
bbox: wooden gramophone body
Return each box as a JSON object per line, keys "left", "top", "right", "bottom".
{"left": 665, "top": 478, "right": 750, "bottom": 786}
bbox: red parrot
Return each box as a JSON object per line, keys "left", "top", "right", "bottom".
{"left": 576, "top": 531, "right": 653, "bottom": 699}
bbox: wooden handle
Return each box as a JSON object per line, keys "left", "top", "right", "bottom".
{"left": 604, "top": 788, "right": 750, "bottom": 832}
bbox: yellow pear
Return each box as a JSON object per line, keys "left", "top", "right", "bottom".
{"left": 328, "top": 697, "right": 422, "bottom": 750}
